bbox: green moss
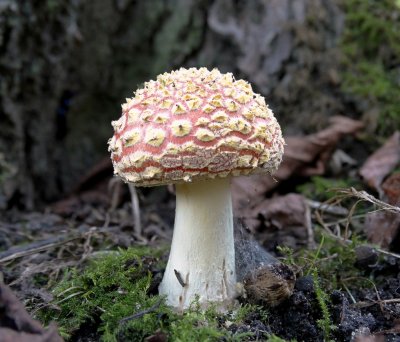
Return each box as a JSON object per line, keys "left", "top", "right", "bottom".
{"left": 267, "top": 335, "right": 296, "bottom": 342}
{"left": 296, "top": 176, "right": 354, "bottom": 201}
{"left": 38, "top": 247, "right": 167, "bottom": 341}
{"left": 37, "top": 247, "right": 268, "bottom": 341}
{"left": 313, "top": 271, "right": 335, "bottom": 342}
{"left": 279, "top": 231, "right": 371, "bottom": 290}
{"left": 340, "top": 0, "right": 400, "bottom": 136}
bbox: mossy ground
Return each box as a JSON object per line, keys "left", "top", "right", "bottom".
{"left": 296, "top": 176, "right": 355, "bottom": 202}
{"left": 38, "top": 247, "right": 165, "bottom": 341}
{"left": 37, "top": 247, "right": 273, "bottom": 341}
{"left": 37, "top": 227, "right": 389, "bottom": 342}
{"left": 340, "top": 0, "right": 400, "bottom": 137}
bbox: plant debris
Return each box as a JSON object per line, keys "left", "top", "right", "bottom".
{"left": 359, "top": 131, "right": 400, "bottom": 194}
{"left": 232, "top": 116, "right": 364, "bottom": 211}
{"left": 0, "top": 283, "right": 62, "bottom": 342}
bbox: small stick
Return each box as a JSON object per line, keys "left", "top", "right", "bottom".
{"left": 335, "top": 188, "right": 400, "bottom": 213}
{"left": 341, "top": 282, "right": 357, "bottom": 304}
{"left": 0, "top": 226, "right": 115, "bottom": 263}
{"left": 128, "top": 184, "right": 144, "bottom": 240}
{"left": 306, "top": 199, "right": 349, "bottom": 216}
{"left": 305, "top": 204, "right": 316, "bottom": 249}
{"left": 119, "top": 299, "right": 162, "bottom": 324}
{"left": 0, "top": 235, "right": 80, "bottom": 263}
{"left": 174, "top": 269, "right": 186, "bottom": 287}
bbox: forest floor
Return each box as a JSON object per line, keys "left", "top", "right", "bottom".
{"left": 1, "top": 121, "right": 400, "bottom": 342}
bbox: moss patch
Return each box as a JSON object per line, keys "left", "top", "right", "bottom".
{"left": 296, "top": 176, "right": 355, "bottom": 202}
{"left": 37, "top": 234, "right": 386, "bottom": 341}
{"left": 38, "top": 248, "right": 165, "bottom": 340}
{"left": 37, "top": 247, "right": 268, "bottom": 341}
{"left": 280, "top": 231, "right": 370, "bottom": 290}
{"left": 340, "top": 0, "right": 400, "bottom": 136}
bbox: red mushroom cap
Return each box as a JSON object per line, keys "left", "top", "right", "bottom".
{"left": 108, "top": 67, "right": 284, "bottom": 186}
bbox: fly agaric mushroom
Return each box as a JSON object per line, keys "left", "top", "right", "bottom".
{"left": 108, "top": 67, "right": 284, "bottom": 311}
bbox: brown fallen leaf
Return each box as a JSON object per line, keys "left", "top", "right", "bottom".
{"left": 381, "top": 172, "right": 400, "bottom": 205}
{"left": 364, "top": 210, "right": 400, "bottom": 249}
{"left": 354, "top": 335, "right": 385, "bottom": 342}
{"left": 232, "top": 116, "right": 364, "bottom": 211}
{"left": 50, "top": 157, "right": 119, "bottom": 217}
{"left": 359, "top": 131, "right": 400, "bottom": 193}
{"left": 364, "top": 173, "right": 400, "bottom": 249}
{"left": 238, "top": 193, "right": 309, "bottom": 249}
{"left": 0, "top": 283, "right": 62, "bottom": 342}
{"left": 0, "top": 326, "right": 62, "bottom": 342}
{"left": 144, "top": 329, "right": 168, "bottom": 342}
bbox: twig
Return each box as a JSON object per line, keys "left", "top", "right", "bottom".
{"left": 314, "top": 210, "right": 335, "bottom": 237}
{"left": 341, "top": 282, "right": 357, "bottom": 304}
{"left": 0, "top": 226, "right": 112, "bottom": 263}
{"left": 334, "top": 187, "right": 400, "bottom": 213}
{"left": 119, "top": 299, "right": 162, "bottom": 324}
{"left": 128, "top": 184, "right": 145, "bottom": 241}
{"left": 79, "top": 227, "right": 97, "bottom": 264}
{"left": 55, "top": 291, "right": 85, "bottom": 305}
{"left": 378, "top": 298, "right": 400, "bottom": 304}
{"left": 344, "top": 200, "right": 362, "bottom": 240}
{"left": 108, "top": 177, "right": 123, "bottom": 211}
{"left": 0, "top": 235, "right": 80, "bottom": 263}
{"left": 305, "top": 204, "right": 316, "bottom": 249}
{"left": 306, "top": 199, "right": 349, "bottom": 216}
{"left": 374, "top": 247, "right": 400, "bottom": 259}
{"left": 306, "top": 235, "right": 325, "bottom": 275}
{"left": 319, "top": 213, "right": 369, "bottom": 226}
{"left": 353, "top": 298, "right": 400, "bottom": 308}
{"left": 314, "top": 210, "right": 400, "bottom": 260}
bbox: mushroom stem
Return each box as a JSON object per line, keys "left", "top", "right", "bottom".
{"left": 159, "top": 177, "right": 237, "bottom": 311}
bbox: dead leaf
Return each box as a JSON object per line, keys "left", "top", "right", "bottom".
{"left": 237, "top": 193, "right": 309, "bottom": 249}
{"left": 144, "top": 330, "right": 168, "bottom": 342}
{"left": 252, "top": 193, "right": 308, "bottom": 228}
{"left": 71, "top": 157, "right": 113, "bottom": 194}
{"left": 364, "top": 173, "right": 400, "bottom": 248}
{"left": 364, "top": 210, "right": 400, "bottom": 248}
{"left": 354, "top": 335, "right": 384, "bottom": 342}
{"left": 232, "top": 116, "right": 363, "bottom": 211}
{"left": 359, "top": 131, "right": 400, "bottom": 193}
{"left": 232, "top": 174, "right": 277, "bottom": 212}
{"left": 0, "top": 283, "right": 62, "bottom": 342}
{"left": 0, "top": 326, "right": 62, "bottom": 342}
{"left": 232, "top": 116, "right": 364, "bottom": 211}
{"left": 51, "top": 157, "right": 118, "bottom": 217}
{"left": 284, "top": 116, "right": 364, "bottom": 178}
{"left": 381, "top": 172, "right": 400, "bottom": 205}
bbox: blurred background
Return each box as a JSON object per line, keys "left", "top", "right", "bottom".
{"left": 0, "top": 0, "right": 399, "bottom": 209}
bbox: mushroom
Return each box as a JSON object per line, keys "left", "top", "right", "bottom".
{"left": 108, "top": 67, "right": 284, "bottom": 311}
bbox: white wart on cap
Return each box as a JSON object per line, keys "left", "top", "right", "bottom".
{"left": 108, "top": 67, "right": 284, "bottom": 186}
